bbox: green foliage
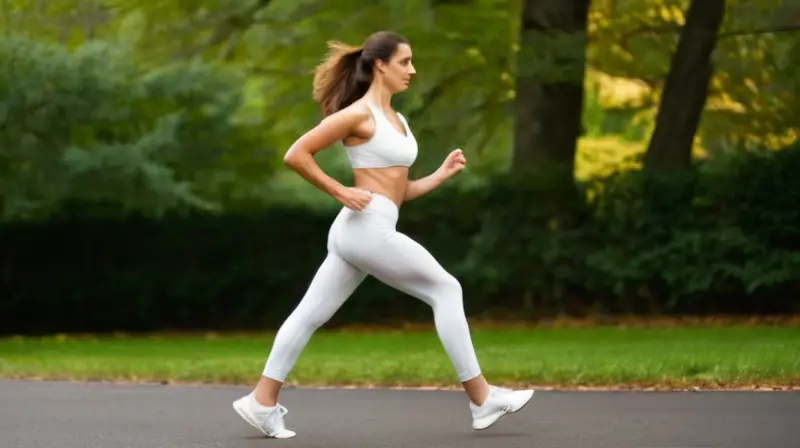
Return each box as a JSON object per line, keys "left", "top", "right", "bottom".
{"left": 0, "top": 35, "right": 277, "bottom": 220}
{"left": 6, "top": 0, "right": 796, "bottom": 184}
{"left": 78, "top": 0, "right": 521, "bottom": 176}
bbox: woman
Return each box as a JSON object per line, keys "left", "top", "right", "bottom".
{"left": 233, "top": 30, "right": 534, "bottom": 439}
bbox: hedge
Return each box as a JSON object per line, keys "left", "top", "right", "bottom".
{"left": 2, "top": 144, "right": 799, "bottom": 335}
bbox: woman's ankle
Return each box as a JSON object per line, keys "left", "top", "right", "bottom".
{"left": 253, "top": 375, "right": 282, "bottom": 407}
{"left": 462, "top": 374, "right": 490, "bottom": 406}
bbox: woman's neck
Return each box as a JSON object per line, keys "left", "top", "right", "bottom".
{"left": 364, "top": 82, "right": 393, "bottom": 109}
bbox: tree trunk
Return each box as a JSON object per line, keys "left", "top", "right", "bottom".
{"left": 513, "top": 0, "right": 590, "bottom": 219}
{"left": 644, "top": 0, "right": 726, "bottom": 172}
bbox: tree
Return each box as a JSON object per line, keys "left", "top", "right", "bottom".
{"left": 511, "top": 0, "right": 591, "bottom": 220}
{"left": 643, "top": 0, "right": 726, "bottom": 172}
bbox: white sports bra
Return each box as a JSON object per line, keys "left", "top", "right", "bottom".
{"left": 345, "top": 102, "right": 418, "bottom": 169}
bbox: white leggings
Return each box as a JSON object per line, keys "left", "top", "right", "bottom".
{"left": 262, "top": 193, "right": 482, "bottom": 383}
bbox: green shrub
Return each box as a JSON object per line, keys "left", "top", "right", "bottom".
{"left": 461, "top": 142, "right": 800, "bottom": 317}
{"left": 0, "top": 35, "right": 277, "bottom": 221}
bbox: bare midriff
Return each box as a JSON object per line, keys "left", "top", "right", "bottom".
{"left": 352, "top": 166, "right": 409, "bottom": 208}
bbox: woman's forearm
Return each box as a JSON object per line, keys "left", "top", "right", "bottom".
{"left": 284, "top": 150, "right": 346, "bottom": 200}
{"left": 404, "top": 169, "right": 448, "bottom": 201}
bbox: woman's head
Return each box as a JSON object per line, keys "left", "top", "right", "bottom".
{"left": 312, "top": 31, "right": 414, "bottom": 116}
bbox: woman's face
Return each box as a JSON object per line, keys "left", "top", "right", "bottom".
{"left": 379, "top": 43, "right": 416, "bottom": 93}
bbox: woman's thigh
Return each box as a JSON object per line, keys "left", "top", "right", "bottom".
{"left": 345, "top": 230, "right": 461, "bottom": 307}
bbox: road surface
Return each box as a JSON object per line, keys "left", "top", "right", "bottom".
{"left": 0, "top": 380, "right": 797, "bottom": 447}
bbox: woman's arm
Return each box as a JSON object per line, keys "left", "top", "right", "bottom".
{"left": 404, "top": 149, "right": 466, "bottom": 201}
{"left": 404, "top": 169, "right": 448, "bottom": 201}
{"left": 283, "top": 106, "right": 374, "bottom": 210}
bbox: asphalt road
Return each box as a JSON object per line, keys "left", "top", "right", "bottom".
{"left": 0, "top": 379, "right": 797, "bottom": 448}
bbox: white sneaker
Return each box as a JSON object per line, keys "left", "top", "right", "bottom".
{"left": 232, "top": 393, "right": 296, "bottom": 439}
{"left": 470, "top": 385, "right": 535, "bottom": 430}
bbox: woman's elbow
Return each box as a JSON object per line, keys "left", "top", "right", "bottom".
{"left": 283, "top": 146, "right": 303, "bottom": 168}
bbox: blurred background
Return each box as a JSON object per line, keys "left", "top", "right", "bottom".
{"left": 1, "top": 0, "right": 798, "bottom": 336}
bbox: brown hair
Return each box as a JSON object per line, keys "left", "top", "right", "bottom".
{"left": 312, "top": 31, "right": 409, "bottom": 117}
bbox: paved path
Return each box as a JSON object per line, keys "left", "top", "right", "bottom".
{"left": 1, "top": 380, "right": 797, "bottom": 447}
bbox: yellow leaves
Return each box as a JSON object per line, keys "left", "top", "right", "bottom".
{"left": 706, "top": 91, "right": 746, "bottom": 114}
{"left": 575, "top": 136, "right": 645, "bottom": 181}
{"left": 658, "top": 3, "right": 686, "bottom": 25}
{"left": 743, "top": 78, "right": 759, "bottom": 94}
{"left": 705, "top": 30, "right": 797, "bottom": 148}
{"left": 585, "top": 0, "right": 796, "bottom": 157}
{"left": 589, "top": 69, "right": 651, "bottom": 108}
{"left": 587, "top": 9, "right": 611, "bottom": 34}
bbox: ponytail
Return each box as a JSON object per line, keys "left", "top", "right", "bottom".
{"left": 312, "top": 41, "right": 372, "bottom": 117}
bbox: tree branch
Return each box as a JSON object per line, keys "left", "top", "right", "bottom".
{"left": 612, "top": 22, "right": 800, "bottom": 44}
{"left": 204, "top": 0, "right": 273, "bottom": 48}
{"left": 718, "top": 24, "right": 800, "bottom": 39}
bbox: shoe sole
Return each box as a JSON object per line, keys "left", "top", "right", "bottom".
{"left": 232, "top": 398, "right": 296, "bottom": 439}
{"left": 472, "top": 390, "right": 535, "bottom": 431}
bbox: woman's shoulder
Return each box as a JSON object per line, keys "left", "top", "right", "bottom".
{"left": 337, "top": 100, "right": 374, "bottom": 120}
{"left": 317, "top": 101, "right": 373, "bottom": 131}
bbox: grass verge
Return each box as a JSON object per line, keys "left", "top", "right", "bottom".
{"left": 1, "top": 326, "right": 798, "bottom": 391}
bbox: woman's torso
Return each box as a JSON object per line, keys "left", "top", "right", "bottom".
{"left": 342, "top": 100, "right": 417, "bottom": 208}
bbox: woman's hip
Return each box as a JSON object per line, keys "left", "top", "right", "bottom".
{"left": 327, "top": 192, "right": 399, "bottom": 253}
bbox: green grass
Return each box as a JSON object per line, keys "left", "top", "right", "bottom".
{"left": 1, "top": 326, "right": 798, "bottom": 390}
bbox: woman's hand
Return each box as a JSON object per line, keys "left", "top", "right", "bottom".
{"left": 334, "top": 187, "right": 373, "bottom": 211}
{"left": 438, "top": 149, "right": 467, "bottom": 179}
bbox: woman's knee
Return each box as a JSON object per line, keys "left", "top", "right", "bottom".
{"left": 431, "top": 273, "right": 464, "bottom": 309}
{"left": 444, "top": 273, "right": 463, "bottom": 296}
